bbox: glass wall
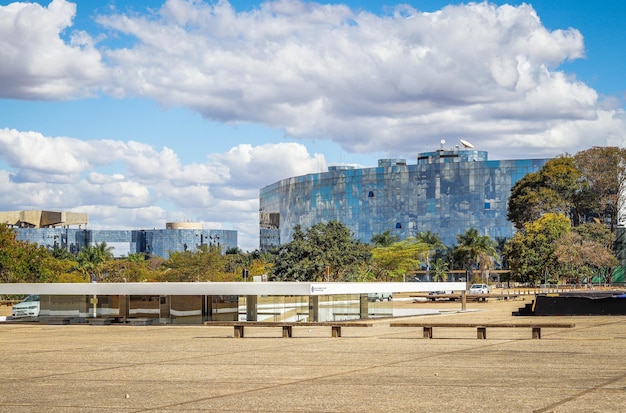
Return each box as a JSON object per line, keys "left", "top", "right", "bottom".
{"left": 37, "top": 294, "right": 393, "bottom": 324}
{"left": 260, "top": 150, "right": 549, "bottom": 249}
{"left": 14, "top": 228, "right": 238, "bottom": 259}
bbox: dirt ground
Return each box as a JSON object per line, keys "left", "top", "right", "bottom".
{"left": 1, "top": 295, "right": 625, "bottom": 412}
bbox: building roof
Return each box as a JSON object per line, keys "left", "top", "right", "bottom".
{"left": 0, "top": 210, "right": 88, "bottom": 228}
{"left": 0, "top": 282, "right": 466, "bottom": 296}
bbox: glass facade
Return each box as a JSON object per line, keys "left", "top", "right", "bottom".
{"left": 14, "top": 228, "right": 237, "bottom": 259}
{"left": 37, "top": 293, "right": 392, "bottom": 324}
{"left": 259, "top": 149, "right": 549, "bottom": 249}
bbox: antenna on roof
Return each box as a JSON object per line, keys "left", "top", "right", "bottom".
{"left": 460, "top": 139, "right": 474, "bottom": 149}
{"left": 440, "top": 139, "right": 445, "bottom": 150}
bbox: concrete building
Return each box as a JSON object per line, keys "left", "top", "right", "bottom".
{"left": 259, "top": 143, "right": 550, "bottom": 250}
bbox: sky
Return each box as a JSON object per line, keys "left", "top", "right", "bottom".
{"left": 0, "top": 0, "right": 625, "bottom": 252}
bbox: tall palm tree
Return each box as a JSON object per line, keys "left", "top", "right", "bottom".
{"left": 416, "top": 231, "right": 444, "bottom": 279}
{"left": 455, "top": 229, "right": 497, "bottom": 283}
{"left": 77, "top": 242, "right": 114, "bottom": 281}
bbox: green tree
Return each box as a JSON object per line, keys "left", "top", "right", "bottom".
{"left": 415, "top": 230, "right": 445, "bottom": 277}
{"left": 455, "top": 228, "right": 498, "bottom": 283}
{"left": 160, "top": 244, "right": 227, "bottom": 282}
{"left": 430, "top": 257, "right": 449, "bottom": 282}
{"left": 0, "top": 224, "right": 53, "bottom": 283}
{"left": 508, "top": 156, "right": 582, "bottom": 229}
{"left": 504, "top": 213, "right": 571, "bottom": 285}
{"left": 270, "top": 221, "right": 371, "bottom": 281}
{"left": 77, "top": 242, "right": 114, "bottom": 281}
{"left": 371, "top": 230, "right": 399, "bottom": 247}
{"left": 371, "top": 238, "right": 428, "bottom": 281}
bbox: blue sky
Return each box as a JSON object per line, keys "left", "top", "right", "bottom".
{"left": 0, "top": 0, "right": 624, "bottom": 251}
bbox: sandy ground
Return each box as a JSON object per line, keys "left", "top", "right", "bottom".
{"left": 0, "top": 296, "right": 625, "bottom": 412}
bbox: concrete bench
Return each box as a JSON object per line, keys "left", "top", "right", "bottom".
{"left": 389, "top": 322, "right": 575, "bottom": 339}
{"left": 203, "top": 321, "right": 372, "bottom": 338}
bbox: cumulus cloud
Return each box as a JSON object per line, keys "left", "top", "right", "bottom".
{"left": 0, "top": 0, "right": 106, "bottom": 99}
{"left": 0, "top": 128, "right": 324, "bottom": 250}
{"left": 89, "top": 0, "right": 623, "bottom": 157}
{"left": 1, "top": 0, "right": 624, "bottom": 158}
{"left": 209, "top": 142, "right": 327, "bottom": 189}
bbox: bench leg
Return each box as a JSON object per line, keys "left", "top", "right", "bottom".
{"left": 234, "top": 325, "right": 244, "bottom": 338}
{"left": 477, "top": 327, "right": 487, "bottom": 339}
{"left": 423, "top": 326, "right": 433, "bottom": 339}
{"left": 282, "top": 325, "right": 293, "bottom": 338}
{"left": 332, "top": 326, "right": 342, "bottom": 338}
{"left": 532, "top": 327, "right": 541, "bottom": 339}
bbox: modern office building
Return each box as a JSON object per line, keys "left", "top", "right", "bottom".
{"left": 259, "top": 142, "right": 550, "bottom": 250}
{"left": 2, "top": 210, "right": 237, "bottom": 259}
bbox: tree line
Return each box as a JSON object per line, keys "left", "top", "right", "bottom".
{"left": 1, "top": 146, "right": 623, "bottom": 286}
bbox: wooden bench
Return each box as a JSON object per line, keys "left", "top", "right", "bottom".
{"left": 203, "top": 321, "right": 372, "bottom": 338}
{"left": 389, "top": 322, "right": 575, "bottom": 339}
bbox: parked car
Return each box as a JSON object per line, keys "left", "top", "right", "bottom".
{"left": 427, "top": 290, "right": 453, "bottom": 301}
{"left": 428, "top": 290, "right": 452, "bottom": 295}
{"left": 368, "top": 293, "right": 392, "bottom": 302}
{"left": 468, "top": 284, "right": 490, "bottom": 294}
{"left": 12, "top": 295, "right": 40, "bottom": 318}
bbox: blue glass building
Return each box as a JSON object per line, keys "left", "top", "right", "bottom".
{"left": 14, "top": 227, "right": 237, "bottom": 259}
{"left": 259, "top": 148, "right": 549, "bottom": 250}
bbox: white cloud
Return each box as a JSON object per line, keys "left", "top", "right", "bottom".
{"left": 0, "top": 0, "right": 106, "bottom": 99}
{"left": 0, "top": 128, "right": 91, "bottom": 175}
{"left": 90, "top": 0, "right": 622, "bottom": 158}
{"left": 1, "top": 1, "right": 624, "bottom": 158}
{"left": 210, "top": 142, "right": 327, "bottom": 189}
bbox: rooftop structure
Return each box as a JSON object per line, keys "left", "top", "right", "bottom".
{"left": 0, "top": 210, "right": 88, "bottom": 228}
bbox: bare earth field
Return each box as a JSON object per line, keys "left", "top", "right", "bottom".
{"left": 0, "top": 297, "right": 625, "bottom": 412}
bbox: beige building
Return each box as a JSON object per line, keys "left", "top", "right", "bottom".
{"left": 165, "top": 221, "right": 202, "bottom": 230}
{"left": 0, "top": 210, "right": 88, "bottom": 228}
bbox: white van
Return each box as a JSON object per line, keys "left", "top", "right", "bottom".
{"left": 12, "top": 295, "right": 40, "bottom": 318}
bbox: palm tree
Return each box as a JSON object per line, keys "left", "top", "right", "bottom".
{"left": 77, "top": 242, "right": 114, "bottom": 281}
{"left": 416, "top": 231, "right": 444, "bottom": 279}
{"left": 371, "top": 231, "right": 399, "bottom": 247}
{"left": 455, "top": 229, "right": 497, "bottom": 283}
{"left": 430, "top": 258, "right": 449, "bottom": 282}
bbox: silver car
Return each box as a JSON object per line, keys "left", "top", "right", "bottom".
{"left": 468, "top": 284, "right": 489, "bottom": 294}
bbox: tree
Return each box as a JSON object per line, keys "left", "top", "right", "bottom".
{"left": 160, "top": 245, "right": 227, "bottom": 282}
{"left": 77, "top": 242, "right": 114, "bottom": 282}
{"left": 568, "top": 222, "right": 617, "bottom": 284}
{"left": 574, "top": 146, "right": 626, "bottom": 232}
{"left": 371, "top": 238, "right": 429, "bottom": 281}
{"left": 430, "top": 257, "right": 449, "bottom": 282}
{"left": 223, "top": 249, "right": 272, "bottom": 281}
{"left": 371, "top": 231, "right": 399, "bottom": 247}
{"left": 504, "top": 213, "right": 571, "bottom": 285}
{"left": 270, "top": 221, "right": 372, "bottom": 281}
{"left": 508, "top": 156, "right": 582, "bottom": 229}
{"left": 415, "top": 230, "right": 445, "bottom": 277}
{"left": 0, "top": 224, "right": 53, "bottom": 283}
{"left": 455, "top": 228, "right": 498, "bottom": 283}
{"left": 554, "top": 230, "right": 618, "bottom": 285}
